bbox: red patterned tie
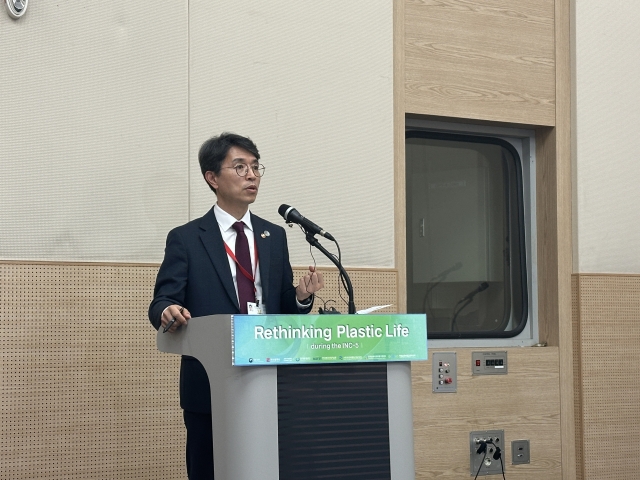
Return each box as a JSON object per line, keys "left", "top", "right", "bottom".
{"left": 232, "top": 222, "right": 256, "bottom": 313}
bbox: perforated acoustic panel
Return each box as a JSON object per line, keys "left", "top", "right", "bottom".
{"left": 1, "top": 262, "right": 397, "bottom": 479}
{"left": 1, "top": 263, "right": 184, "bottom": 480}
{"left": 572, "top": 274, "right": 584, "bottom": 480}
{"left": 292, "top": 267, "right": 398, "bottom": 315}
{"left": 574, "top": 274, "right": 640, "bottom": 480}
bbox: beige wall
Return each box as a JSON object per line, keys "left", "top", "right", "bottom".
{"left": 188, "top": 0, "right": 394, "bottom": 268}
{"left": 574, "top": 1, "right": 640, "bottom": 274}
{"left": 0, "top": 0, "right": 394, "bottom": 268}
{"left": 572, "top": 2, "right": 640, "bottom": 479}
{"left": 6, "top": 1, "right": 640, "bottom": 479}
{"left": 0, "top": 2, "right": 189, "bottom": 263}
{"left": 1, "top": 2, "right": 395, "bottom": 478}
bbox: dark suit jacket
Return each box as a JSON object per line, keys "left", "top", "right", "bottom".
{"left": 149, "top": 207, "right": 310, "bottom": 413}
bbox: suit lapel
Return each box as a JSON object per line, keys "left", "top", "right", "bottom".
{"left": 199, "top": 208, "right": 240, "bottom": 311}
{"left": 252, "top": 214, "right": 271, "bottom": 303}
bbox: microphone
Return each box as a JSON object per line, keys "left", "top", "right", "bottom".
{"left": 450, "top": 282, "right": 489, "bottom": 332}
{"left": 278, "top": 204, "right": 335, "bottom": 241}
{"left": 462, "top": 282, "right": 490, "bottom": 302}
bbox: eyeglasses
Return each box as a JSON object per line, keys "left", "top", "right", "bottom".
{"left": 223, "top": 163, "right": 266, "bottom": 177}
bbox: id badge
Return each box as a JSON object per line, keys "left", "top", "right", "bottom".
{"left": 247, "top": 302, "right": 265, "bottom": 315}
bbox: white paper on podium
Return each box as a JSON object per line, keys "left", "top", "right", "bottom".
{"left": 356, "top": 304, "right": 393, "bottom": 314}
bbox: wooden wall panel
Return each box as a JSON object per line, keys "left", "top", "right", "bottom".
{"left": 573, "top": 274, "right": 640, "bottom": 480}
{"left": 555, "top": 0, "right": 576, "bottom": 477}
{"left": 0, "top": 262, "right": 396, "bottom": 479}
{"left": 412, "top": 347, "right": 562, "bottom": 479}
{"left": 405, "top": 0, "right": 556, "bottom": 126}
{"left": 399, "top": 0, "right": 575, "bottom": 477}
{"left": 536, "top": 126, "right": 560, "bottom": 347}
{"left": 394, "top": 0, "right": 408, "bottom": 313}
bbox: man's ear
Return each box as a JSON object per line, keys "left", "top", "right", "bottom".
{"left": 204, "top": 171, "right": 218, "bottom": 191}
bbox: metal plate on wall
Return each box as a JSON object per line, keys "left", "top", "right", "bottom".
{"left": 472, "top": 351, "right": 508, "bottom": 375}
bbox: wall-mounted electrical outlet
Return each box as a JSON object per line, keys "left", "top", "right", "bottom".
{"left": 469, "top": 430, "right": 505, "bottom": 476}
{"left": 512, "top": 439, "right": 530, "bottom": 465}
{"left": 432, "top": 352, "right": 457, "bottom": 393}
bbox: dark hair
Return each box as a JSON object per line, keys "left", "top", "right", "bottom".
{"left": 198, "top": 132, "right": 260, "bottom": 193}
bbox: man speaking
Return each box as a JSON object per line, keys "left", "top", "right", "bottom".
{"left": 149, "top": 132, "right": 324, "bottom": 479}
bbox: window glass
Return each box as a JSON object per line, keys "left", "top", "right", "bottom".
{"left": 406, "top": 132, "right": 528, "bottom": 338}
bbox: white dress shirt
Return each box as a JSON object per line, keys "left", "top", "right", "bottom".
{"left": 213, "top": 204, "right": 263, "bottom": 305}
{"left": 162, "top": 205, "right": 310, "bottom": 319}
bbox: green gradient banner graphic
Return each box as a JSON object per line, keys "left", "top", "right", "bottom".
{"left": 232, "top": 314, "right": 427, "bottom": 366}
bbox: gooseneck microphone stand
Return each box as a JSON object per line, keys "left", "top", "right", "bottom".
{"left": 303, "top": 232, "right": 356, "bottom": 314}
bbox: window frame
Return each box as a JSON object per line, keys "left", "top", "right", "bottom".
{"left": 405, "top": 119, "right": 539, "bottom": 347}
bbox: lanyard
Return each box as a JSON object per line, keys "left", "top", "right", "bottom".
{"left": 223, "top": 236, "right": 259, "bottom": 285}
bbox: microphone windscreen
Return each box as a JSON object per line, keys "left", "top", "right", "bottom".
{"left": 278, "top": 204, "right": 291, "bottom": 218}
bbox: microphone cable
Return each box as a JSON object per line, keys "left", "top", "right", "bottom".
{"left": 486, "top": 439, "right": 506, "bottom": 480}
{"left": 298, "top": 224, "right": 349, "bottom": 313}
{"left": 303, "top": 237, "right": 324, "bottom": 305}
{"left": 473, "top": 439, "right": 506, "bottom": 480}
{"left": 474, "top": 441, "right": 488, "bottom": 480}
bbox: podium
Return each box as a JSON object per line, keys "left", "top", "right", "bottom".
{"left": 157, "top": 314, "right": 419, "bottom": 479}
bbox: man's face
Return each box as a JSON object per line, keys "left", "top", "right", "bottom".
{"left": 206, "top": 146, "right": 260, "bottom": 212}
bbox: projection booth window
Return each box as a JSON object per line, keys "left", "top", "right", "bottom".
{"left": 405, "top": 131, "right": 528, "bottom": 339}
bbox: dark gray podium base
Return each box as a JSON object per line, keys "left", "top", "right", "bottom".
{"left": 277, "top": 363, "right": 391, "bottom": 480}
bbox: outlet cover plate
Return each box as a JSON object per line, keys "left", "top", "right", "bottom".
{"left": 469, "top": 429, "right": 505, "bottom": 476}
{"left": 512, "top": 439, "right": 530, "bottom": 465}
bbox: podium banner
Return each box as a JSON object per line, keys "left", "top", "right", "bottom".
{"left": 232, "top": 314, "right": 427, "bottom": 366}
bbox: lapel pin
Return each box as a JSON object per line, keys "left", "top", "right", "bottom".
{"left": 261, "top": 230, "right": 270, "bottom": 238}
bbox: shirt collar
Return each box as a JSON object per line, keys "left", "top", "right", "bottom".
{"left": 214, "top": 204, "right": 253, "bottom": 232}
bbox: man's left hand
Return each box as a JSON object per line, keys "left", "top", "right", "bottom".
{"left": 296, "top": 266, "right": 324, "bottom": 301}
